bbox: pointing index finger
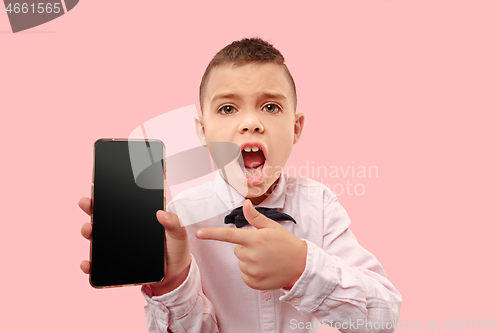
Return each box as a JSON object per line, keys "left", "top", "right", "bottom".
{"left": 196, "top": 227, "right": 252, "bottom": 245}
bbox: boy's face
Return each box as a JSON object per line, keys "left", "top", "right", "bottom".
{"left": 196, "top": 62, "right": 304, "bottom": 203}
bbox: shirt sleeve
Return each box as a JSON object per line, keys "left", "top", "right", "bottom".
{"left": 141, "top": 255, "right": 219, "bottom": 333}
{"left": 279, "top": 194, "right": 402, "bottom": 333}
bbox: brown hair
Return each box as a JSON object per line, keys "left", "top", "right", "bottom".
{"left": 199, "top": 37, "right": 297, "bottom": 112}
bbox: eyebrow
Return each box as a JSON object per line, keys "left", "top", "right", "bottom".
{"left": 211, "top": 92, "right": 287, "bottom": 106}
{"left": 211, "top": 93, "right": 238, "bottom": 105}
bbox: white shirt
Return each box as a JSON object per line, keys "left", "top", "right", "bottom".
{"left": 141, "top": 172, "right": 402, "bottom": 332}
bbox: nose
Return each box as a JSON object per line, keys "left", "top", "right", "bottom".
{"left": 238, "top": 114, "right": 264, "bottom": 134}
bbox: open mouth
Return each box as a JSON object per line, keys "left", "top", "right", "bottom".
{"left": 238, "top": 145, "right": 266, "bottom": 182}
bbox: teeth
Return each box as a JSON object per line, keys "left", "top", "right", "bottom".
{"left": 243, "top": 146, "right": 260, "bottom": 152}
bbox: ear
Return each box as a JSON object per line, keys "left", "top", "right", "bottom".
{"left": 195, "top": 116, "right": 207, "bottom": 146}
{"left": 293, "top": 113, "right": 305, "bottom": 144}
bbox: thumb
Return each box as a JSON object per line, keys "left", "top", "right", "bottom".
{"left": 155, "top": 210, "right": 191, "bottom": 292}
{"left": 156, "top": 210, "right": 188, "bottom": 241}
{"left": 242, "top": 199, "right": 277, "bottom": 229}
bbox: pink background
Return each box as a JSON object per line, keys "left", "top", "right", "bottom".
{"left": 1, "top": 1, "right": 499, "bottom": 332}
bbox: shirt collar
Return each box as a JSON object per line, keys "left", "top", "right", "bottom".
{"left": 214, "top": 170, "right": 286, "bottom": 210}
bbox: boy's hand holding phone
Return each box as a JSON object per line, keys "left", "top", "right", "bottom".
{"left": 195, "top": 199, "right": 307, "bottom": 291}
{"left": 79, "top": 197, "right": 191, "bottom": 295}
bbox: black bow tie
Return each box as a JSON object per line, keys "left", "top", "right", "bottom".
{"left": 224, "top": 206, "right": 297, "bottom": 228}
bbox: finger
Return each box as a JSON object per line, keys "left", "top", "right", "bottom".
{"left": 241, "top": 272, "right": 265, "bottom": 290}
{"left": 240, "top": 272, "right": 261, "bottom": 290}
{"left": 155, "top": 210, "right": 191, "bottom": 281}
{"left": 238, "top": 259, "right": 261, "bottom": 279}
{"left": 238, "top": 260, "right": 249, "bottom": 275}
{"left": 80, "top": 260, "right": 91, "bottom": 274}
{"left": 78, "top": 197, "right": 92, "bottom": 216}
{"left": 233, "top": 244, "right": 246, "bottom": 260}
{"left": 242, "top": 199, "right": 276, "bottom": 229}
{"left": 81, "top": 222, "right": 92, "bottom": 240}
{"left": 241, "top": 272, "right": 250, "bottom": 287}
{"left": 156, "top": 211, "right": 187, "bottom": 241}
{"left": 196, "top": 227, "right": 251, "bottom": 245}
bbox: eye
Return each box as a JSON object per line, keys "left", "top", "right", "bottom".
{"left": 263, "top": 103, "right": 282, "bottom": 113}
{"left": 218, "top": 105, "right": 237, "bottom": 115}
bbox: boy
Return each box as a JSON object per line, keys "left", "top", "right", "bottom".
{"left": 79, "top": 37, "right": 402, "bottom": 332}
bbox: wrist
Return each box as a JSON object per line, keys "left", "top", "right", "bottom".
{"left": 150, "top": 264, "right": 190, "bottom": 296}
{"left": 285, "top": 240, "right": 307, "bottom": 290}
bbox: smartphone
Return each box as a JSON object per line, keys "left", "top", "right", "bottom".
{"left": 90, "top": 139, "right": 166, "bottom": 288}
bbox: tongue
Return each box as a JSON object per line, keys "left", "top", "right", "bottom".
{"left": 242, "top": 150, "right": 265, "bottom": 168}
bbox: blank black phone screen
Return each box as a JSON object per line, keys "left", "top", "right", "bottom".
{"left": 90, "top": 139, "right": 165, "bottom": 288}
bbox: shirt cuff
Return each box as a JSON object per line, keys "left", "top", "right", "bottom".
{"left": 279, "top": 239, "right": 338, "bottom": 314}
{"left": 141, "top": 254, "right": 201, "bottom": 320}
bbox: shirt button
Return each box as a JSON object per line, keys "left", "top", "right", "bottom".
{"left": 262, "top": 291, "right": 272, "bottom": 300}
{"left": 290, "top": 297, "right": 301, "bottom": 306}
